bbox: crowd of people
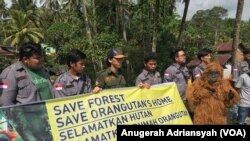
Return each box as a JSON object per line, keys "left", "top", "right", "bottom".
{"left": 0, "top": 42, "right": 249, "bottom": 125}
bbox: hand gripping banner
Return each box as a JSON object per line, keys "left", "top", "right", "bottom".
{"left": 0, "top": 83, "right": 192, "bottom": 141}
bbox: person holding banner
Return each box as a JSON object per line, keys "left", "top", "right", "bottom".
{"left": 53, "top": 49, "right": 92, "bottom": 98}
{"left": 0, "top": 42, "right": 53, "bottom": 106}
{"left": 93, "top": 48, "right": 126, "bottom": 93}
{"left": 136, "top": 52, "right": 162, "bottom": 89}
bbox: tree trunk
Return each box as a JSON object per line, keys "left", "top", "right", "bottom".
{"left": 214, "top": 29, "right": 217, "bottom": 45}
{"left": 152, "top": 0, "right": 160, "bottom": 53}
{"left": 118, "top": 0, "right": 127, "bottom": 43}
{"left": 82, "top": 0, "right": 97, "bottom": 73}
{"left": 231, "top": 0, "right": 244, "bottom": 66}
{"left": 177, "top": 0, "right": 190, "bottom": 48}
{"left": 92, "top": 0, "right": 97, "bottom": 34}
{"left": 170, "top": 0, "right": 176, "bottom": 16}
{"left": 82, "top": 0, "right": 93, "bottom": 46}
{"left": 115, "top": 0, "right": 120, "bottom": 32}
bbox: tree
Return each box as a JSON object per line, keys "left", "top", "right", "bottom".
{"left": 10, "top": 0, "right": 36, "bottom": 11}
{"left": 151, "top": 0, "right": 160, "bottom": 52}
{"left": 3, "top": 10, "right": 44, "bottom": 47}
{"left": 0, "top": 0, "right": 8, "bottom": 18}
{"left": 82, "top": 0, "right": 93, "bottom": 46}
{"left": 42, "top": 0, "right": 60, "bottom": 10}
{"left": 0, "top": 0, "right": 8, "bottom": 39}
{"left": 232, "top": 0, "right": 244, "bottom": 65}
{"left": 118, "top": 0, "right": 127, "bottom": 43}
{"left": 61, "top": 0, "right": 81, "bottom": 13}
{"left": 183, "top": 7, "right": 228, "bottom": 50}
{"left": 176, "top": 0, "right": 189, "bottom": 47}
{"left": 240, "top": 21, "right": 250, "bottom": 47}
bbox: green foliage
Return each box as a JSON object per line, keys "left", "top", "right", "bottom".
{"left": 57, "top": 37, "right": 89, "bottom": 64}
{"left": 3, "top": 10, "right": 44, "bottom": 47}
{"left": 45, "top": 22, "right": 75, "bottom": 49}
{"left": 2, "top": 0, "right": 250, "bottom": 87}
{"left": 0, "top": 56, "right": 12, "bottom": 73}
{"left": 240, "top": 21, "right": 250, "bottom": 47}
{"left": 92, "top": 32, "right": 125, "bottom": 61}
{"left": 182, "top": 6, "right": 233, "bottom": 54}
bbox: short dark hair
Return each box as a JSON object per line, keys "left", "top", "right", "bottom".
{"left": 197, "top": 48, "right": 212, "bottom": 60}
{"left": 144, "top": 52, "right": 158, "bottom": 63}
{"left": 67, "top": 49, "right": 86, "bottom": 68}
{"left": 243, "top": 48, "right": 250, "bottom": 55}
{"left": 170, "top": 48, "right": 185, "bottom": 61}
{"left": 19, "top": 42, "right": 42, "bottom": 60}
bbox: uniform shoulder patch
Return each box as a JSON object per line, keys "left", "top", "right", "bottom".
{"left": 55, "top": 83, "right": 63, "bottom": 90}
{"left": 0, "top": 82, "right": 8, "bottom": 89}
{"left": 164, "top": 72, "right": 171, "bottom": 76}
{"left": 194, "top": 73, "right": 201, "bottom": 78}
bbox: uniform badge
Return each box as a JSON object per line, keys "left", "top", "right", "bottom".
{"left": 105, "top": 76, "right": 112, "bottom": 82}
{"left": 233, "top": 67, "right": 238, "bottom": 71}
{"left": 164, "top": 72, "right": 171, "bottom": 76}
{"left": 0, "top": 82, "right": 8, "bottom": 89}
{"left": 194, "top": 73, "right": 201, "bottom": 78}
{"left": 55, "top": 84, "right": 63, "bottom": 90}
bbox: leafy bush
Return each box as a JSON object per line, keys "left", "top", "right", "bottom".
{"left": 0, "top": 56, "right": 12, "bottom": 73}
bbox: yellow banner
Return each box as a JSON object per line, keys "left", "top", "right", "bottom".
{"left": 46, "top": 83, "right": 192, "bottom": 141}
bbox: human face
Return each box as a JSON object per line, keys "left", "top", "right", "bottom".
{"left": 109, "top": 57, "right": 124, "bottom": 69}
{"left": 208, "top": 69, "right": 220, "bottom": 84}
{"left": 244, "top": 53, "right": 250, "bottom": 62}
{"left": 70, "top": 59, "right": 86, "bottom": 75}
{"left": 144, "top": 59, "right": 157, "bottom": 72}
{"left": 175, "top": 50, "right": 186, "bottom": 64}
{"left": 23, "top": 54, "right": 44, "bottom": 70}
{"left": 201, "top": 54, "right": 211, "bottom": 64}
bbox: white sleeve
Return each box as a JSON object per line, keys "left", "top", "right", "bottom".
{"left": 235, "top": 75, "right": 244, "bottom": 88}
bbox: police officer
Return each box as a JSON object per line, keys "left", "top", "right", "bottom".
{"left": 163, "top": 48, "right": 189, "bottom": 101}
{"left": 136, "top": 52, "right": 161, "bottom": 89}
{"left": 93, "top": 48, "right": 126, "bottom": 93}
{"left": 0, "top": 42, "right": 53, "bottom": 106}
{"left": 53, "top": 49, "right": 92, "bottom": 98}
{"left": 192, "top": 48, "right": 212, "bottom": 80}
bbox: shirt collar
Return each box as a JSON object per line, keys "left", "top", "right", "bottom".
{"left": 66, "top": 71, "right": 83, "bottom": 82}
{"left": 142, "top": 69, "right": 156, "bottom": 76}
{"left": 107, "top": 67, "right": 121, "bottom": 77}
{"left": 15, "top": 61, "right": 25, "bottom": 71}
{"left": 173, "top": 63, "right": 181, "bottom": 69}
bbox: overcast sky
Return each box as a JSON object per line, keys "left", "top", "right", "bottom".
{"left": 176, "top": 0, "right": 250, "bottom": 21}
